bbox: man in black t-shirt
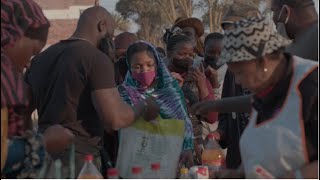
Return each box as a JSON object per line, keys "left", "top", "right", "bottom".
{"left": 25, "top": 6, "right": 159, "bottom": 176}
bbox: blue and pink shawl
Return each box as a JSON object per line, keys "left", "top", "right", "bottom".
{"left": 118, "top": 41, "right": 194, "bottom": 150}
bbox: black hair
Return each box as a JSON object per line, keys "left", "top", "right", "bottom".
{"left": 165, "top": 34, "right": 193, "bottom": 56}
{"left": 204, "top": 32, "right": 224, "bottom": 46}
{"left": 126, "top": 42, "right": 156, "bottom": 64}
{"left": 24, "top": 24, "right": 50, "bottom": 42}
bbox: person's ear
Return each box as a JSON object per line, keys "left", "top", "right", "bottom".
{"left": 97, "top": 20, "right": 106, "bottom": 33}
{"left": 278, "top": 5, "right": 291, "bottom": 24}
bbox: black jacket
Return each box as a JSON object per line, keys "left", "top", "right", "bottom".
{"left": 217, "top": 69, "right": 250, "bottom": 169}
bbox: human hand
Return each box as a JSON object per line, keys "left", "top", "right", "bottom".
{"left": 171, "top": 72, "right": 184, "bottom": 87}
{"left": 205, "top": 66, "right": 219, "bottom": 88}
{"left": 188, "top": 68, "right": 207, "bottom": 89}
{"left": 43, "top": 124, "right": 74, "bottom": 154}
{"left": 143, "top": 96, "right": 160, "bottom": 121}
{"left": 178, "top": 150, "right": 194, "bottom": 169}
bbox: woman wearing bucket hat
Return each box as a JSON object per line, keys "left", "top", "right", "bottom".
{"left": 201, "top": 4, "right": 261, "bottom": 170}
{"left": 198, "top": 17, "right": 318, "bottom": 178}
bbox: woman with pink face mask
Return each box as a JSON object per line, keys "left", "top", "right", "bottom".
{"left": 117, "top": 41, "right": 194, "bottom": 169}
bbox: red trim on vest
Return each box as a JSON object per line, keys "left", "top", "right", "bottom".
{"left": 295, "top": 64, "right": 318, "bottom": 163}
{"left": 256, "top": 86, "right": 274, "bottom": 98}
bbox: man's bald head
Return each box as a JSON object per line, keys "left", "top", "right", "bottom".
{"left": 77, "top": 6, "right": 113, "bottom": 28}
{"left": 73, "top": 6, "right": 115, "bottom": 48}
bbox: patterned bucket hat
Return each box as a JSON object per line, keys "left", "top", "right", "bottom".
{"left": 217, "top": 16, "right": 292, "bottom": 65}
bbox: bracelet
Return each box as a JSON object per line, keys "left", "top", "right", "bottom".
{"left": 295, "top": 169, "right": 303, "bottom": 179}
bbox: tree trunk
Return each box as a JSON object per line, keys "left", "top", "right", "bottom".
{"left": 209, "top": 6, "right": 213, "bottom": 32}
{"left": 170, "top": 0, "right": 177, "bottom": 21}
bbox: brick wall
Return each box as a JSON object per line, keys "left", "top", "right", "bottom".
{"left": 34, "top": 0, "right": 96, "bottom": 10}
{"left": 47, "top": 19, "right": 78, "bottom": 45}
{"left": 34, "top": 0, "right": 99, "bottom": 47}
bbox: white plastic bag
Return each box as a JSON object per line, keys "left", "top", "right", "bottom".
{"left": 116, "top": 116, "right": 185, "bottom": 178}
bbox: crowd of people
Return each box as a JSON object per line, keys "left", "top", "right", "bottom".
{"left": 1, "top": 0, "right": 318, "bottom": 179}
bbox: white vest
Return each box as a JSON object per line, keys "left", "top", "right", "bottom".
{"left": 239, "top": 56, "right": 318, "bottom": 178}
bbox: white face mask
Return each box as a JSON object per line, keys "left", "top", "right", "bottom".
{"left": 276, "top": 22, "right": 290, "bottom": 39}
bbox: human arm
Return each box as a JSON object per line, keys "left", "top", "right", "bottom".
{"left": 191, "top": 94, "right": 252, "bottom": 115}
{"left": 89, "top": 53, "right": 159, "bottom": 131}
{"left": 91, "top": 88, "right": 148, "bottom": 130}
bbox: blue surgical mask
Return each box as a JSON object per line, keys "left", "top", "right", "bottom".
{"left": 276, "top": 22, "right": 290, "bottom": 39}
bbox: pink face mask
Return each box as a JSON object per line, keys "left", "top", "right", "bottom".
{"left": 132, "top": 71, "right": 156, "bottom": 87}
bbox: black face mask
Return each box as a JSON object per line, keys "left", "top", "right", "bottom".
{"left": 204, "top": 55, "right": 222, "bottom": 70}
{"left": 99, "top": 36, "right": 115, "bottom": 62}
{"left": 172, "top": 57, "right": 193, "bottom": 73}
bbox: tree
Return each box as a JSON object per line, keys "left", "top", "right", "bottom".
{"left": 235, "top": 0, "right": 261, "bottom": 7}
{"left": 116, "top": 0, "right": 170, "bottom": 46}
{"left": 111, "top": 12, "right": 130, "bottom": 32}
{"left": 115, "top": 0, "right": 199, "bottom": 46}
{"left": 201, "top": 0, "right": 262, "bottom": 33}
{"left": 176, "top": 0, "right": 193, "bottom": 18}
{"left": 199, "top": 0, "right": 233, "bottom": 32}
{"left": 155, "top": 0, "right": 194, "bottom": 24}
{"left": 155, "top": 0, "right": 177, "bottom": 24}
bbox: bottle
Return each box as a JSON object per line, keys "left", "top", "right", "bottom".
{"left": 107, "top": 168, "right": 119, "bottom": 179}
{"left": 151, "top": 163, "right": 161, "bottom": 178}
{"left": 131, "top": 166, "right": 142, "bottom": 179}
{"left": 77, "top": 154, "right": 104, "bottom": 179}
{"left": 179, "top": 168, "right": 190, "bottom": 179}
{"left": 202, "top": 133, "right": 225, "bottom": 176}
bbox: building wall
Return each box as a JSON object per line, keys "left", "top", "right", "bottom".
{"left": 46, "top": 19, "right": 78, "bottom": 45}
{"left": 34, "top": 0, "right": 98, "bottom": 48}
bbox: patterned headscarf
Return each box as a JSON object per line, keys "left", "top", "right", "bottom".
{"left": 218, "top": 16, "right": 291, "bottom": 65}
{"left": 118, "top": 41, "right": 194, "bottom": 150}
{"left": 163, "top": 26, "right": 185, "bottom": 45}
{"left": 1, "top": 0, "right": 49, "bottom": 107}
